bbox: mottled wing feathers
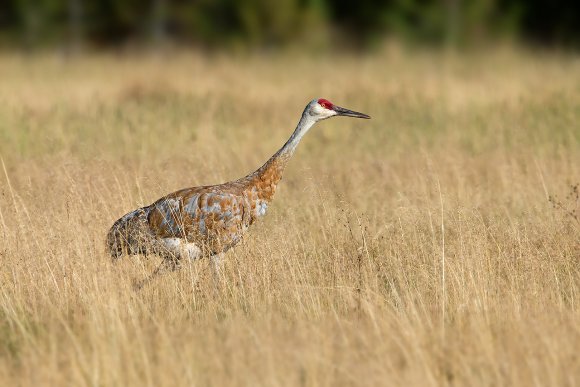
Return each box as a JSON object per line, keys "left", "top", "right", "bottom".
{"left": 147, "top": 187, "right": 249, "bottom": 253}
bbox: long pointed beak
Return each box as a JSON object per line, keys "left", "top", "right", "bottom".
{"left": 333, "top": 105, "right": 371, "bottom": 119}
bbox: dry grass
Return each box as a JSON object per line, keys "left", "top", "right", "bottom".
{"left": 0, "top": 47, "right": 579, "bottom": 386}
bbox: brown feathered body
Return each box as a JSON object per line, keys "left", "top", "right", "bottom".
{"left": 107, "top": 154, "right": 289, "bottom": 261}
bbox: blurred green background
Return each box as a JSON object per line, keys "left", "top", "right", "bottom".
{"left": 1, "top": 0, "right": 579, "bottom": 51}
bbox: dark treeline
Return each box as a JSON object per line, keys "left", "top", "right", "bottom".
{"left": 1, "top": 0, "right": 579, "bottom": 50}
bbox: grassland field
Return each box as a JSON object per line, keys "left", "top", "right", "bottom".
{"left": 0, "top": 47, "right": 579, "bottom": 386}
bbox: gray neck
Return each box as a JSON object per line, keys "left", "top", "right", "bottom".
{"left": 276, "top": 111, "right": 316, "bottom": 160}
{"left": 249, "top": 109, "right": 316, "bottom": 181}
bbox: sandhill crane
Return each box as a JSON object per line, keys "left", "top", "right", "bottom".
{"left": 107, "top": 98, "right": 370, "bottom": 288}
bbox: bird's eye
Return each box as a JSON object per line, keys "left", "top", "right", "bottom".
{"left": 317, "top": 98, "right": 333, "bottom": 109}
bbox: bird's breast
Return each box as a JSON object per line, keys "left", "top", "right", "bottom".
{"left": 244, "top": 185, "right": 274, "bottom": 221}
{"left": 255, "top": 200, "right": 268, "bottom": 217}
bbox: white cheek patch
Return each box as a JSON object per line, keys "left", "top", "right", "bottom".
{"left": 313, "top": 105, "right": 336, "bottom": 119}
{"left": 313, "top": 105, "right": 324, "bottom": 114}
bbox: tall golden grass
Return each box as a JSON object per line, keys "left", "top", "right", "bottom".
{"left": 0, "top": 47, "right": 578, "bottom": 386}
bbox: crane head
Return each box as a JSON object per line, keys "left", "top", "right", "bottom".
{"left": 307, "top": 98, "right": 370, "bottom": 121}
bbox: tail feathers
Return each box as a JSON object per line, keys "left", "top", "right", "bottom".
{"left": 106, "top": 207, "right": 153, "bottom": 260}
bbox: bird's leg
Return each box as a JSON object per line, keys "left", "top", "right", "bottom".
{"left": 210, "top": 253, "right": 224, "bottom": 291}
{"left": 133, "top": 256, "right": 179, "bottom": 291}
